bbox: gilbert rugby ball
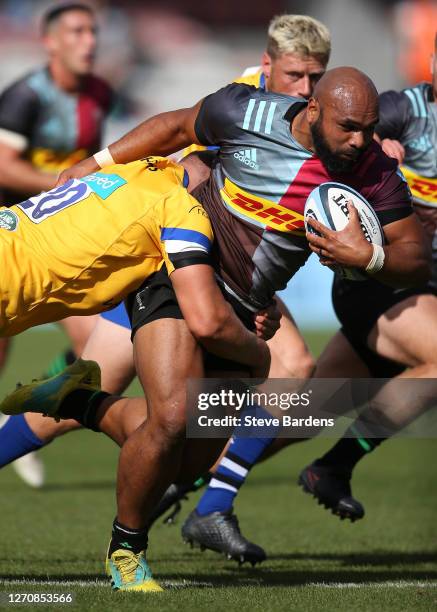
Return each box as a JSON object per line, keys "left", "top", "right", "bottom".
{"left": 304, "top": 182, "right": 384, "bottom": 281}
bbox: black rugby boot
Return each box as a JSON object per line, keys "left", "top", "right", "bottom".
{"left": 298, "top": 462, "right": 365, "bottom": 522}
{"left": 182, "top": 510, "right": 266, "bottom": 566}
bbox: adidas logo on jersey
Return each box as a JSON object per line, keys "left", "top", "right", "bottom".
{"left": 408, "top": 135, "right": 432, "bottom": 152}
{"left": 233, "top": 149, "right": 259, "bottom": 170}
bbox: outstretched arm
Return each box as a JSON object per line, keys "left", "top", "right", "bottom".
{"left": 57, "top": 102, "right": 203, "bottom": 185}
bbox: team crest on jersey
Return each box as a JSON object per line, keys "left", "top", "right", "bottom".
{"left": 0, "top": 209, "right": 18, "bottom": 231}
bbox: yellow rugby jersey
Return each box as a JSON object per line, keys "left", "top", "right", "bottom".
{"left": 0, "top": 157, "right": 213, "bottom": 336}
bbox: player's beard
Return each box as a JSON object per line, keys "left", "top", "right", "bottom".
{"left": 310, "top": 116, "right": 364, "bottom": 173}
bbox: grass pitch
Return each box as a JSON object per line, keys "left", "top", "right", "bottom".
{"left": 0, "top": 328, "right": 436, "bottom": 611}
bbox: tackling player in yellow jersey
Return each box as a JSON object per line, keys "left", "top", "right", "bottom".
{"left": 0, "top": 157, "right": 216, "bottom": 336}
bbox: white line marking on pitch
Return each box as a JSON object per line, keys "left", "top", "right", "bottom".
{"left": 1, "top": 579, "right": 213, "bottom": 589}
{"left": 2, "top": 579, "right": 437, "bottom": 590}
{"left": 309, "top": 581, "right": 437, "bottom": 589}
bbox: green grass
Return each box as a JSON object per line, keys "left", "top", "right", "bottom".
{"left": 0, "top": 329, "right": 436, "bottom": 611}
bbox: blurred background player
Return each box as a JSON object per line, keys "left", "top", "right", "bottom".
{"left": 236, "top": 14, "right": 328, "bottom": 97}
{"left": 298, "top": 32, "right": 437, "bottom": 518}
{"left": 0, "top": 2, "right": 112, "bottom": 487}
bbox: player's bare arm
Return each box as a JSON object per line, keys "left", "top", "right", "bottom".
{"left": 0, "top": 141, "right": 56, "bottom": 194}
{"left": 57, "top": 102, "right": 204, "bottom": 185}
{"left": 307, "top": 203, "right": 430, "bottom": 287}
{"left": 170, "top": 264, "right": 271, "bottom": 379}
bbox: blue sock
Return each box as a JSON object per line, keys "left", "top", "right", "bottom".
{"left": 0, "top": 414, "right": 45, "bottom": 466}
{"left": 196, "top": 405, "right": 278, "bottom": 515}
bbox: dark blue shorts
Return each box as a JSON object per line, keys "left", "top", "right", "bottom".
{"left": 100, "top": 302, "right": 131, "bottom": 329}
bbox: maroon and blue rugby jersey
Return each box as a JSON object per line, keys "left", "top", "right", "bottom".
{"left": 192, "top": 83, "right": 413, "bottom": 310}
{"left": 376, "top": 83, "right": 437, "bottom": 207}
{"left": 0, "top": 66, "right": 113, "bottom": 204}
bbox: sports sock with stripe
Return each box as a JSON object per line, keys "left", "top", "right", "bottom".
{"left": 108, "top": 519, "right": 148, "bottom": 556}
{"left": 0, "top": 414, "right": 45, "bottom": 466}
{"left": 196, "top": 405, "right": 279, "bottom": 515}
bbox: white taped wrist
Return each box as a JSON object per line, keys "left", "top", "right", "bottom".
{"left": 365, "top": 244, "right": 385, "bottom": 274}
{"left": 93, "top": 147, "right": 115, "bottom": 168}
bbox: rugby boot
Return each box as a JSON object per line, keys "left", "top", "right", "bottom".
{"left": 1, "top": 358, "right": 101, "bottom": 420}
{"left": 182, "top": 509, "right": 266, "bottom": 566}
{"left": 298, "top": 462, "right": 365, "bottom": 521}
{"left": 106, "top": 548, "right": 163, "bottom": 592}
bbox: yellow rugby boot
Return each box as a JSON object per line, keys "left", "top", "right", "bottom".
{"left": 106, "top": 548, "right": 163, "bottom": 592}
{"left": 1, "top": 358, "right": 101, "bottom": 420}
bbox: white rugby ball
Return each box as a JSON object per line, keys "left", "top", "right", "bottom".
{"left": 304, "top": 182, "right": 384, "bottom": 281}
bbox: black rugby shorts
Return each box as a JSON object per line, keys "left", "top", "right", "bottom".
{"left": 125, "top": 265, "right": 256, "bottom": 373}
{"left": 332, "top": 275, "right": 435, "bottom": 377}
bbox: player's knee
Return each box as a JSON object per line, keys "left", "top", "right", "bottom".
{"left": 149, "top": 398, "right": 187, "bottom": 443}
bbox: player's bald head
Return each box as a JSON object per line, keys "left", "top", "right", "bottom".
{"left": 305, "top": 67, "right": 379, "bottom": 173}
{"left": 312, "top": 66, "right": 378, "bottom": 115}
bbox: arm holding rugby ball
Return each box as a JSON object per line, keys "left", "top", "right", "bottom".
{"left": 306, "top": 203, "right": 430, "bottom": 288}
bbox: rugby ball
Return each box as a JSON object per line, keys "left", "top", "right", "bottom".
{"left": 304, "top": 182, "right": 384, "bottom": 281}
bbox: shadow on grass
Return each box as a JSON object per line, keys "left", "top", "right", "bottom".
{"left": 268, "top": 550, "right": 437, "bottom": 565}
{"left": 153, "top": 568, "right": 437, "bottom": 588}
{"left": 2, "top": 549, "right": 437, "bottom": 589}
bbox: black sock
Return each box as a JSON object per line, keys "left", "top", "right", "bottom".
{"left": 57, "top": 389, "right": 111, "bottom": 431}
{"left": 64, "top": 348, "right": 77, "bottom": 365}
{"left": 108, "top": 519, "right": 148, "bottom": 556}
{"left": 316, "top": 429, "right": 386, "bottom": 471}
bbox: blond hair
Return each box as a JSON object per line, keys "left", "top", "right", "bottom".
{"left": 267, "top": 14, "right": 331, "bottom": 62}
